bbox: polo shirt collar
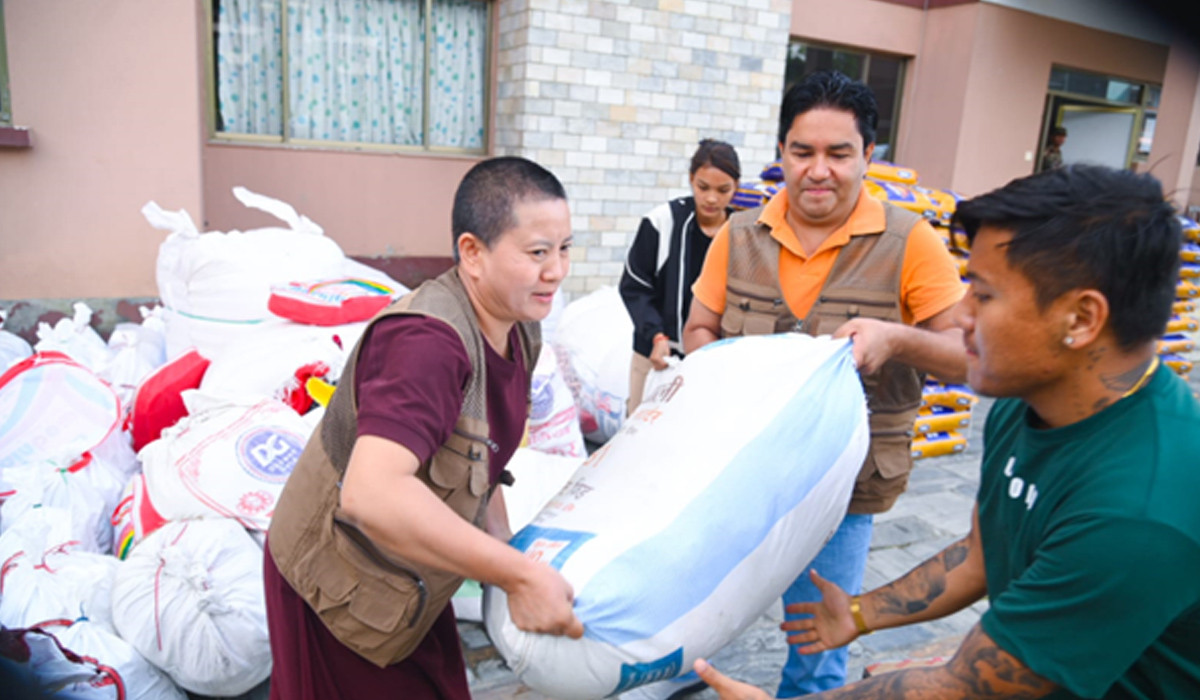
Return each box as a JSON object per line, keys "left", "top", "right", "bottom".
{"left": 758, "top": 185, "right": 886, "bottom": 259}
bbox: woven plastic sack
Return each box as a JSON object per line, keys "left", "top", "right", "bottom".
{"left": 527, "top": 347, "right": 586, "bottom": 458}
{"left": 485, "top": 335, "right": 869, "bottom": 699}
{"left": 144, "top": 186, "right": 348, "bottom": 360}
{"left": 128, "top": 349, "right": 211, "bottom": 453}
{"left": 553, "top": 287, "right": 633, "bottom": 444}
{"left": 268, "top": 277, "right": 398, "bottom": 326}
{"left": 33, "top": 303, "right": 113, "bottom": 375}
{"left": 42, "top": 620, "right": 188, "bottom": 700}
{"left": 111, "top": 518, "right": 270, "bottom": 696}
{"left": 0, "top": 507, "right": 119, "bottom": 635}
{"left": 0, "top": 627, "right": 127, "bottom": 699}
{"left": 138, "top": 393, "right": 310, "bottom": 532}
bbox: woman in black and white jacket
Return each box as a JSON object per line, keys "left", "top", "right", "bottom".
{"left": 620, "top": 139, "right": 741, "bottom": 414}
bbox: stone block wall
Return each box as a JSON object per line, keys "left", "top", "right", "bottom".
{"left": 494, "top": 0, "right": 792, "bottom": 297}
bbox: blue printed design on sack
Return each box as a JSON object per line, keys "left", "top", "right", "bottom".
{"left": 612, "top": 647, "right": 684, "bottom": 694}
{"left": 237, "top": 428, "right": 303, "bottom": 483}
{"left": 508, "top": 525, "right": 594, "bottom": 570}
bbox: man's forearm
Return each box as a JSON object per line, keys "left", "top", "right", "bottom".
{"left": 889, "top": 325, "right": 967, "bottom": 384}
{"left": 859, "top": 532, "right": 985, "bottom": 633}
{"left": 810, "top": 625, "right": 1056, "bottom": 699}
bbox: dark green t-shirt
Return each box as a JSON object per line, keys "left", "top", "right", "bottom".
{"left": 978, "top": 365, "right": 1200, "bottom": 699}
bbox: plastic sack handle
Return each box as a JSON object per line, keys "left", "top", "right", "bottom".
{"left": 140, "top": 201, "right": 200, "bottom": 239}
{"left": 232, "top": 186, "right": 324, "bottom": 237}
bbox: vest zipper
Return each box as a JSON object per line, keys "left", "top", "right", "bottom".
{"left": 334, "top": 518, "right": 429, "bottom": 628}
{"left": 816, "top": 293, "right": 897, "bottom": 310}
{"left": 449, "top": 426, "right": 499, "bottom": 461}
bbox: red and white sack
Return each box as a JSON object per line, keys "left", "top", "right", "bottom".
{"left": 0, "top": 627, "right": 128, "bottom": 699}
{"left": 128, "top": 348, "right": 211, "bottom": 453}
{"left": 527, "top": 347, "right": 586, "bottom": 458}
{"left": 109, "top": 473, "right": 170, "bottom": 559}
{"left": 268, "top": 277, "right": 399, "bottom": 326}
{"left": 0, "top": 507, "right": 119, "bottom": 634}
{"left": 553, "top": 287, "right": 633, "bottom": 444}
{"left": 0, "top": 353, "right": 132, "bottom": 553}
{"left": 143, "top": 186, "right": 349, "bottom": 360}
{"left": 111, "top": 518, "right": 270, "bottom": 696}
{"left": 486, "top": 335, "right": 870, "bottom": 699}
{"left": 137, "top": 393, "right": 310, "bottom": 532}
{"left": 40, "top": 620, "right": 188, "bottom": 700}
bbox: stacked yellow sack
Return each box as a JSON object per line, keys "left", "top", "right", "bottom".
{"left": 1162, "top": 218, "right": 1200, "bottom": 378}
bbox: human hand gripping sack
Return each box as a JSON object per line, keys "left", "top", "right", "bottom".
{"left": 832, "top": 317, "right": 896, "bottom": 375}
{"left": 506, "top": 560, "right": 585, "bottom": 639}
{"left": 781, "top": 569, "right": 861, "bottom": 654}
{"left": 650, "top": 332, "right": 672, "bottom": 370}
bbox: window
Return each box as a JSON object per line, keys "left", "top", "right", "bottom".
{"left": 784, "top": 41, "right": 906, "bottom": 161}
{"left": 209, "top": 0, "right": 489, "bottom": 152}
{"left": 0, "top": 0, "right": 11, "bottom": 126}
{"left": 1047, "top": 66, "right": 1160, "bottom": 164}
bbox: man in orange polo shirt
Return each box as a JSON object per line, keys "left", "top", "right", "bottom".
{"left": 683, "top": 70, "right": 966, "bottom": 696}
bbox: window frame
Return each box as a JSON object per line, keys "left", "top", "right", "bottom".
{"left": 203, "top": 0, "right": 493, "bottom": 155}
{"left": 0, "top": 0, "right": 12, "bottom": 126}
{"left": 1046, "top": 64, "right": 1160, "bottom": 166}
{"left": 783, "top": 39, "right": 907, "bottom": 162}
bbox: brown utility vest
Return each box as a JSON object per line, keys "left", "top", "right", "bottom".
{"left": 720, "top": 203, "right": 924, "bottom": 514}
{"left": 268, "top": 268, "right": 540, "bottom": 668}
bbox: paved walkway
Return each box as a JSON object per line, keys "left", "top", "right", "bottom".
{"left": 463, "top": 398, "right": 994, "bottom": 699}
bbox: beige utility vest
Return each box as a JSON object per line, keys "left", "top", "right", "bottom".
{"left": 720, "top": 203, "right": 924, "bottom": 514}
{"left": 268, "top": 268, "right": 540, "bottom": 667}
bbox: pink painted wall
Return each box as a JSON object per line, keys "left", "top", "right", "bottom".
{"left": 1146, "top": 41, "right": 1200, "bottom": 212}
{"left": 789, "top": 0, "right": 925, "bottom": 57}
{"left": 0, "top": 0, "right": 203, "bottom": 299}
{"left": 906, "top": 3, "right": 1168, "bottom": 196}
{"left": 787, "top": 0, "right": 1171, "bottom": 198}
{"left": 201, "top": 145, "right": 479, "bottom": 258}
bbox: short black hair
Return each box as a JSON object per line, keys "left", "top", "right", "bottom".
{"left": 778, "top": 70, "right": 878, "bottom": 149}
{"left": 690, "top": 139, "right": 741, "bottom": 182}
{"left": 451, "top": 157, "right": 567, "bottom": 261}
{"left": 1051, "top": 126, "right": 1068, "bottom": 137}
{"left": 954, "top": 164, "right": 1181, "bottom": 350}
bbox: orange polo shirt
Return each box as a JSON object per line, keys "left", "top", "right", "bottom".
{"left": 692, "top": 187, "right": 964, "bottom": 325}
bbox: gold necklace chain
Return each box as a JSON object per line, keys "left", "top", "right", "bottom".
{"left": 1120, "top": 357, "right": 1159, "bottom": 400}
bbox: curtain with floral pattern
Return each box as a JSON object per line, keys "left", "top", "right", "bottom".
{"left": 215, "top": 0, "right": 485, "bottom": 148}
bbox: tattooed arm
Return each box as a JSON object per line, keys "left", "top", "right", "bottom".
{"left": 783, "top": 507, "right": 987, "bottom": 654}
{"left": 694, "top": 624, "right": 1057, "bottom": 700}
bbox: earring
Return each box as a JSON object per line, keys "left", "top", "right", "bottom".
{"left": 1063, "top": 336, "right": 1075, "bottom": 346}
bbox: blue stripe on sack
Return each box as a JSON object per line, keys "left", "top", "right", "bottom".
{"left": 508, "top": 526, "right": 596, "bottom": 569}
{"left": 574, "top": 343, "right": 863, "bottom": 646}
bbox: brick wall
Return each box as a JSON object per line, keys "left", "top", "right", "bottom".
{"left": 495, "top": 0, "right": 792, "bottom": 298}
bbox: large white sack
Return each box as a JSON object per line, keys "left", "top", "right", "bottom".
{"left": 0, "top": 507, "right": 119, "bottom": 634}
{"left": 197, "top": 318, "right": 362, "bottom": 407}
{"left": 112, "top": 518, "right": 271, "bottom": 696}
{"left": 485, "top": 334, "right": 869, "bottom": 699}
{"left": 144, "top": 186, "right": 348, "bottom": 359}
{"left": 138, "top": 393, "right": 311, "bottom": 532}
{"left": 553, "top": 287, "right": 633, "bottom": 444}
{"left": 46, "top": 620, "right": 188, "bottom": 700}
{"left": 100, "top": 311, "right": 169, "bottom": 413}
{"left": 527, "top": 346, "right": 587, "bottom": 458}
{"left": 453, "top": 448, "right": 584, "bottom": 623}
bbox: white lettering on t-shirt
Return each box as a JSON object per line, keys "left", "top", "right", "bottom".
{"left": 1003, "top": 455, "right": 1038, "bottom": 511}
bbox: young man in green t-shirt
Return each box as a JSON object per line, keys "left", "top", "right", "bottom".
{"left": 693, "top": 164, "right": 1200, "bottom": 699}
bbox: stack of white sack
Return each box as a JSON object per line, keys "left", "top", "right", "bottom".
{"left": 0, "top": 352, "right": 139, "bottom": 554}
{"left": 552, "top": 286, "right": 633, "bottom": 444}
{"left": 122, "top": 391, "right": 310, "bottom": 550}
{"left": 143, "top": 185, "right": 404, "bottom": 362}
{"left": 112, "top": 518, "right": 271, "bottom": 696}
{"left": 484, "top": 334, "right": 869, "bottom": 699}
{"left": 0, "top": 507, "right": 120, "bottom": 633}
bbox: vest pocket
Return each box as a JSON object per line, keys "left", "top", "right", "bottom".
{"left": 722, "top": 286, "right": 786, "bottom": 337}
{"left": 805, "top": 293, "right": 899, "bottom": 336}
